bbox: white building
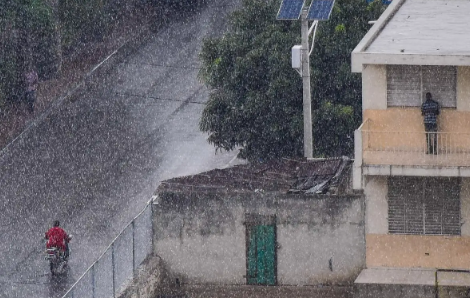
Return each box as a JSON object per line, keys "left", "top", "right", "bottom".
{"left": 351, "top": 0, "right": 470, "bottom": 297}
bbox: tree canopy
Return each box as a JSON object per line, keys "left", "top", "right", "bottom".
{"left": 0, "top": 0, "right": 127, "bottom": 105}
{"left": 199, "top": 0, "right": 385, "bottom": 162}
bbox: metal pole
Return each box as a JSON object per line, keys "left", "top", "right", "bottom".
{"left": 301, "top": 8, "right": 313, "bottom": 158}
{"left": 151, "top": 203, "right": 155, "bottom": 254}
{"left": 132, "top": 220, "right": 136, "bottom": 272}
{"left": 92, "top": 265, "right": 95, "bottom": 298}
{"left": 112, "top": 244, "right": 116, "bottom": 298}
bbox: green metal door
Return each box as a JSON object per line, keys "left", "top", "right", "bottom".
{"left": 247, "top": 224, "right": 276, "bottom": 285}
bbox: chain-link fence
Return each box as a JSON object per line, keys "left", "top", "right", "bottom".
{"left": 62, "top": 202, "right": 153, "bottom": 298}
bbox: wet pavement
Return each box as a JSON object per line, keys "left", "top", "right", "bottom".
{"left": 0, "top": 1, "right": 242, "bottom": 297}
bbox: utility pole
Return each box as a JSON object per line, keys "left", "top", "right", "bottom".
{"left": 301, "top": 8, "right": 313, "bottom": 158}
{"left": 277, "top": 0, "right": 335, "bottom": 159}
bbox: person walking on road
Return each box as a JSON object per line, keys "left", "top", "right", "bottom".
{"left": 24, "top": 69, "right": 38, "bottom": 113}
{"left": 421, "top": 92, "right": 440, "bottom": 154}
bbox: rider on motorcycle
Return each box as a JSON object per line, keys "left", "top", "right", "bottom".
{"left": 45, "top": 220, "right": 71, "bottom": 259}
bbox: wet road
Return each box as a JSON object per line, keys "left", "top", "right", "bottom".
{"left": 0, "top": 1, "right": 240, "bottom": 297}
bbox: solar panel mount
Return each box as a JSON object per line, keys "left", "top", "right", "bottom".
{"left": 307, "top": 0, "right": 336, "bottom": 21}
{"left": 276, "top": 0, "right": 305, "bottom": 20}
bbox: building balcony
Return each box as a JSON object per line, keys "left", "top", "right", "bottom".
{"left": 360, "top": 124, "right": 470, "bottom": 167}
{"left": 353, "top": 116, "right": 470, "bottom": 188}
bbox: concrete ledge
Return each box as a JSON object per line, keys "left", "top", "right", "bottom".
{"left": 355, "top": 268, "right": 436, "bottom": 286}
{"left": 438, "top": 271, "right": 470, "bottom": 287}
{"left": 355, "top": 268, "right": 470, "bottom": 298}
{"left": 363, "top": 165, "right": 391, "bottom": 176}
{"left": 354, "top": 283, "right": 436, "bottom": 298}
{"left": 363, "top": 164, "right": 470, "bottom": 177}
{"left": 355, "top": 268, "right": 437, "bottom": 298}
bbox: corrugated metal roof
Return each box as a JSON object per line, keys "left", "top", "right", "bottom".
{"left": 157, "top": 157, "right": 353, "bottom": 195}
{"left": 366, "top": 0, "right": 470, "bottom": 56}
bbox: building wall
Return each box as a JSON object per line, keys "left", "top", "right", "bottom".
{"left": 360, "top": 65, "right": 470, "bottom": 166}
{"left": 364, "top": 176, "right": 388, "bottom": 235}
{"left": 362, "top": 65, "right": 387, "bottom": 111}
{"left": 461, "top": 178, "right": 470, "bottom": 235}
{"left": 365, "top": 177, "right": 470, "bottom": 269}
{"left": 153, "top": 192, "right": 365, "bottom": 286}
{"left": 457, "top": 66, "right": 470, "bottom": 111}
{"left": 361, "top": 65, "right": 470, "bottom": 113}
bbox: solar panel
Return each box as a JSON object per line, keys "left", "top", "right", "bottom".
{"left": 307, "top": 0, "right": 335, "bottom": 21}
{"left": 276, "top": 0, "right": 305, "bottom": 20}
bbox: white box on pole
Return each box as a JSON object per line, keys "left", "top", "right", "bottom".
{"left": 292, "top": 45, "right": 302, "bottom": 70}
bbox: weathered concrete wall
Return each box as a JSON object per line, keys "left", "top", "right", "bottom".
{"left": 118, "top": 254, "right": 164, "bottom": 298}
{"left": 153, "top": 191, "right": 365, "bottom": 286}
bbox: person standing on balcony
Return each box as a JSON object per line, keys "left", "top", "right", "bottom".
{"left": 421, "top": 92, "right": 440, "bottom": 154}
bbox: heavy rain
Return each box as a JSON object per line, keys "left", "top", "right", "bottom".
{"left": 2, "top": 0, "right": 467, "bottom": 297}
{"left": 0, "top": 0, "right": 240, "bottom": 297}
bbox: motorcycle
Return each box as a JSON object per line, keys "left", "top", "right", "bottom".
{"left": 44, "top": 235, "right": 72, "bottom": 275}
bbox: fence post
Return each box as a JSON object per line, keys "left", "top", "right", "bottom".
{"left": 92, "top": 265, "right": 95, "bottom": 298}
{"left": 132, "top": 220, "right": 136, "bottom": 272}
{"left": 112, "top": 243, "right": 116, "bottom": 298}
{"left": 151, "top": 202, "right": 155, "bottom": 254}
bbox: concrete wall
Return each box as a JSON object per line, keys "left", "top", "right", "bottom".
{"left": 362, "top": 65, "right": 387, "bottom": 111}
{"left": 363, "top": 176, "right": 388, "bottom": 235}
{"left": 364, "top": 177, "right": 470, "bottom": 270}
{"left": 153, "top": 191, "right": 365, "bottom": 286}
{"left": 461, "top": 178, "right": 470, "bottom": 236}
{"left": 118, "top": 255, "right": 164, "bottom": 298}
{"left": 457, "top": 66, "right": 470, "bottom": 111}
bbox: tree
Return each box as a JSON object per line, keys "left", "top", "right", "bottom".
{"left": 199, "top": 0, "right": 385, "bottom": 162}
{"left": 310, "top": 0, "right": 385, "bottom": 156}
{"left": 0, "top": 0, "right": 59, "bottom": 105}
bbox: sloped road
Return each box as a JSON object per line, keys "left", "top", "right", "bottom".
{"left": 0, "top": 1, "right": 241, "bottom": 297}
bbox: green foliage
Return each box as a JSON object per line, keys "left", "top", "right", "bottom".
{"left": 25, "top": 0, "right": 58, "bottom": 78}
{"left": 0, "top": 1, "right": 16, "bottom": 105}
{"left": 199, "top": 0, "right": 303, "bottom": 161}
{"left": 310, "top": 0, "right": 385, "bottom": 135}
{"left": 308, "top": 0, "right": 385, "bottom": 155}
{"left": 0, "top": 0, "right": 56, "bottom": 103}
{"left": 199, "top": 0, "right": 385, "bottom": 161}
{"left": 59, "top": 0, "right": 114, "bottom": 51}
{"left": 313, "top": 101, "right": 355, "bottom": 157}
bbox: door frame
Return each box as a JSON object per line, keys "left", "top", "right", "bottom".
{"left": 244, "top": 214, "right": 277, "bottom": 286}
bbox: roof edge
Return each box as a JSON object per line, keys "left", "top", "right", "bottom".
{"left": 352, "top": 53, "right": 470, "bottom": 68}
{"left": 351, "top": 0, "right": 407, "bottom": 73}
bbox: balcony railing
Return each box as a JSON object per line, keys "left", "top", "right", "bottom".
{"left": 356, "top": 119, "right": 470, "bottom": 167}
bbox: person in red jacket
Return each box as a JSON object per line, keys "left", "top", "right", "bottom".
{"left": 45, "top": 220, "right": 70, "bottom": 258}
